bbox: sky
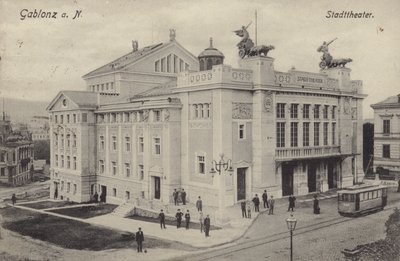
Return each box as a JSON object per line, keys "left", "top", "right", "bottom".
{"left": 0, "top": 0, "right": 399, "bottom": 119}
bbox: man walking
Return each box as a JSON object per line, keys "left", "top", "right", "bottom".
{"left": 181, "top": 189, "right": 187, "bottom": 205}
{"left": 185, "top": 210, "right": 191, "bottom": 229}
{"left": 175, "top": 209, "right": 183, "bottom": 228}
{"left": 268, "top": 196, "right": 275, "bottom": 215}
{"left": 252, "top": 194, "right": 260, "bottom": 212}
{"left": 199, "top": 211, "right": 204, "bottom": 233}
{"left": 11, "top": 194, "right": 17, "bottom": 206}
{"left": 262, "top": 190, "right": 269, "bottom": 208}
{"left": 159, "top": 209, "right": 166, "bottom": 229}
{"left": 173, "top": 189, "right": 179, "bottom": 205}
{"left": 204, "top": 215, "right": 211, "bottom": 237}
{"left": 196, "top": 196, "right": 203, "bottom": 212}
{"left": 135, "top": 227, "right": 144, "bottom": 253}
{"left": 241, "top": 201, "right": 247, "bottom": 218}
{"left": 288, "top": 194, "right": 296, "bottom": 212}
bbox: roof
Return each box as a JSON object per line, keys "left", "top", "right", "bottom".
{"left": 46, "top": 91, "right": 99, "bottom": 111}
{"left": 338, "top": 184, "right": 387, "bottom": 194}
{"left": 83, "top": 43, "right": 165, "bottom": 78}
{"left": 198, "top": 38, "right": 224, "bottom": 58}
{"left": 131, "top": 80, "right": 176, "bottom": 99}
{"left": 371, "top": 94, "right": 400, "bottom": 108}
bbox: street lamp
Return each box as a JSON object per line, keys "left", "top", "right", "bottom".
{"left": 286, "top": 213, "right": 297, "bottom": 261}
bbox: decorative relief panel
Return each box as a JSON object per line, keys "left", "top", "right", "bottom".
{"left": 143, "top": 110, "right": 149, "bottom": 122}
{"left": 343, "top": 97, "right": 351, "bottom": 115}
{"left": 189, "top": 122, "right": 212, "bottom": 129}
{"left": 264, "top": 91, "right": 273, "bottom": 113}
{"left": 351, "top": 108, "right": 357, "bottom": 120}
{"left": 163, "top": 109, "right": 170, "bottom": 121}
{"left": 232, "top": 103, "right": 252, "bottom": 119}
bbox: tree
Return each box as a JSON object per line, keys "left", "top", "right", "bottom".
{"left": 33, "top": 140, "right": 50, "bottom": 164}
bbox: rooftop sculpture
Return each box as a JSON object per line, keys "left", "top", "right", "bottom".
{"left": 317, "top": 38, "right": 352, "bottom": 69}
{"left": 234, "top": 23, "right": 274, "bottom": 59}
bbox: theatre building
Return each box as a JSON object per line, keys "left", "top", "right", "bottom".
{"left": 47, "top": 30, "right": 365, "bottom": 209}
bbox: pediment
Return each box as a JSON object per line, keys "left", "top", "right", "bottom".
{"left": 46, "top": 92, "right": 80, "bottom": 112}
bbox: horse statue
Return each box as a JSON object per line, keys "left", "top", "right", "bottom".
{"left": 234, "top": 23, "right": 274, "bottom": 59}
{"left": 317, "top": 38, "right": 352, "bottom": 69}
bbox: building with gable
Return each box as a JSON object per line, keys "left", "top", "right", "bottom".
{"left": 47, "top": 29, "right": 366, "bottom": 214}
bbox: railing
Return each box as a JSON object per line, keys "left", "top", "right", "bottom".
{"left": 276, "top": 146, "right": 340, "bottom": 159}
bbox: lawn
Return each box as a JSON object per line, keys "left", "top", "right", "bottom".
{"left": 19, "top": 200, "right": 78, "bottom": 210}
{"left": 0, "top": 207, "right": 174, "bottom": 251}
{"left": 128, "top": 215, "right": 221, "bottom": 230}
{"left": 47, "top": 204, "right": 118, "bottom": 219}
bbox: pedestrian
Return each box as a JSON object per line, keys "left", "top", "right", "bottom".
{"left": 11, "top": 194, "right": 17, "bottom": 206}
{"left": 196, "top": 196, "right": 203, "bottom": 212}
{"left": 262, "top": 190, "right": 269, "bottom": 208}
{"left": 93, "top": 191, "right": 99, "bottom": 203}
{"left": 313, "top": 195, "right": 320, "bottom": 214}
{"left": 199, "top": 211, "right": 204, "bottom": 233}
{"left": 252, "top": 194, "right": 260, "bottom": 212}
{"left": 99, "top": 192, "right": 105, "bottom": 204}
{"left": 247, "top": 201, "right": 252, "bottom": 218}
{"left": 181, "top": 189, "right": 187, "bottom": 205}
{"left": 204, "top": 214, "right": 211, "bottom": 237}
{"left": 288, "top": 194, "right": 296, "bottom": 212}
{"left": 135, "top": 227, "right": 144, "bottom": 253}
{"left": 185, "top": 210, "right": 191, "bottom": 229}
{"left": 159, "top": 209, "right": 166, "bottom": 229}
{"left": 175, "top": 209, "right": 183, "bottom": 228}
{"left": 173, "top": 189, "right": 179, "bottom": 205}
{"left": 268, "top": 196, "right": 275, "bottom": 215}
{"left": 397, "top": 179, "right": 400, "bottom": 193}
{"left": 241, "top": 201, "right": 247, "bottom": 218}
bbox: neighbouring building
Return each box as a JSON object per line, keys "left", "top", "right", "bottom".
{"left": 28, "top": 116, "right": 50, "bottom": 141}
{"left": 0, "top": 113, "right": 35, "bottom": 186}
{"left": 47, "top": 29, "right": 365, "bottom": 211}
{"left": 371, "top": 94, "right": 400, "bottom": 179}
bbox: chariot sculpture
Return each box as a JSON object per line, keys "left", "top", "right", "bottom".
{"left": 317, "top": 38, "right": 352, "bottom": 69}
{"left": 234, "top": 23, "right": 274, "bottom": 59}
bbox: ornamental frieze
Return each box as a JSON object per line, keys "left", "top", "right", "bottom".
{"left": 232, "top": 102, "right": 252, "bottom": 119}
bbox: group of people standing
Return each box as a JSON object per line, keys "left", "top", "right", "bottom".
{"left": 241, "top": 190, "right": 276, "bottom": 218}
{"left": 172, "top": 188, "right": 187, "bottom": 205}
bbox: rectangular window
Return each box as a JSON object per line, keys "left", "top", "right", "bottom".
{"left": 332, "top": 123, "right": 336, "bottom": 145}
{"left": 67, "top": 156, "right": 70, "bottom": 169}
{"left": 314, "top": 105, "right": 320, "bottom": 119}
{"left": 332, "top": 106, "right": 336, "bottom": 119}
{"left": 73, "top": 184, "right": 77, "bottom": 194}
{"left": 139, "top": 137, "right": 144, "bottom": 153}
{"left": 154, "top": 110, "right": 161, "bottom": 122}
{"left": 61, "top": 181, "right": 64, "bottom": 191}
{"left": 61, "top": 155, "right": 64, "bottom": 168}
{"left": 73, "top": 134, "right": 77, "bottom": 147}
{"left": 82, "top": 113, "right": 87, "bottom": 123}
{"left": 124, "top": 112, "right": 130, "bottom": 123}
{"left": 61, "top": 134, "right": 64, "bottom": 147}
{"left": 0, "top": 168, "right": 5, "bottom": 176}
{"left": 303, "top": 123, "right": 310, "bottom": 147}
{"left": 112, "top": 136, "right": 117, "bottom": 151}
{"left": 277, "top": 103, "right": 286, "bottom": 119}
{"left": 54, "top": 134, "right": 58, "bottom": 147}
{"left": 290, "top": 104, "right": 298, "bottom": 119}
{"left": 73, "top": 157, "right": 77, "bottom": 170}
{"left": 55, "top": 154, "right": 58, "bottom": 167}
{"left": 125, "top": 136, "right": 131, "bottom": 152}
{"left": 323, "top": 122, "right": 329, "bottom": 146}
{"left": 238, "top": 124, "right": 246, "bottom": 140}
{"left": 99, "top": 160, "right": 104, "bottom": 174}
{"left": 323, "top": 105, "right": 329, "bottom": 119}
{"left": 60, "top": 115, "right": 64, "bottom": 124}
{"left": 382, "top": 144, "right": 390, "bottom": 158}
{"left": 383, "top": 120, "right": 390, "bottom": 134}
{"left": 55, "top": 115, "right": 58, "bottom": 123}
{"left": 167, "top": 55, "right": 171, "bottom": 73}
{"left": 125, "top": 163, "right": 131, "bottom": 177}
{"left": 314, "top": 122, "right": 320, "bottom": 146}
{"left": 100, "top": 136, "right": 105, "bottom": 150}
{"left": 139, "top": 165, "right": 144, "bottom": 180}
{"left": 112, "top": 161, "right": 117, "bottom": 175}
{"left": 303, "top": 104, "right": 310, "bottom": 119}
{"left": 154, "top": 138, "right": 161, "bottom": 155}
{"left": 276, "top": 122, "right": 285, "bottom": 147}
{"left": 290, "top": 122, "right": 298, "bottom": 147}
{"left": 66, "top": 134, "right": 70, "bottom": 148}
{"left": 198, "top": 156, "right": 205, "bottom": 174}
{"left": 66, "top": 114, "right": 70, "bottom": 123}
{"left": 113, "top": 188, "right": 117, "bottom": 197}
{"left": 67, "top": 182, "right": 70, "bottom": 193}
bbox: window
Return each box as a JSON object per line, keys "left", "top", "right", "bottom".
{"left": 124, "top": 112, "right": 130, "bottom": 123}
{"left": 276, "top": 122, "right": 285, "bottom": 147}
{"left": 82, "top": 113, "right": 87, "bottom": 123}
{"left": 323, "top": 122, "right": 329, "bottom": 146}
{"left": 161, "top": 58, "right": 165, "bottom": 72}
{"left": 290, "top": 104, "right": 298, "bottom": 119}
{"left": 139, "top": 165, "right": 144, "bottom": 180}
{"left": 55, "top": 115, "right": 58, "bottom": 123}
{"left": 73, "top": 114, "right": 76, "bottom": 123}
{"left": 383, "top": 120, "right": 390, "bottom": 134}
{"left": 112, "top": 161, "right": 117, "bottom": 175}
{"left": 73, "top": 184, "right": 77, "bottom": 194}
{"left": 332, "top": 106, "right": 336, "bottom": 119}
{"left": 61, "top": 181, "right": 64, "bottom": 191}
{"left": 314, "top": 123, "right": 320, "bottom": 146}
{"left": 73, "top": 157, "right": 77, "bottom": 170}
{"left": 111, "top": 113, "right": 116, "bottom": 123}
{"left": 205, "top": 104, "right": 210, "bottom": 118}
{"left": 277, "top": 103, "right": 286, "bottom": 118}
{"left": 382, "top": 145, "right": 390, "bottom": 158}
{"left": 167, "top": 55, "right": 171, "bottom": 73}
{"left": 100, "top": 136, "right": 105, "bottom": 150}
{"left": 73, "top": 134, "right": 77, "bottom": 147}
{"left": 139, "top": 137, "right": 144, "bottom": 153}
{"left": 303, "top": 104, "right": 310, "bottom": 119}
{"left": 55, "top": 154, "right": 58, "bottom": 167}
{"left": 99, "top": 160, "right": 104, "bottom": 173}
{"left": 61, "top": 134, "right": 64, "bottom": 147}
{"left": 125, "top": 136, "right": 131, "bottom": 152}
{"left": 66, "top": 134, "right": 71, "bottom": 148}
{"left": 332, "top": 123, "right": 336, "bottom": 145}
{"left": 290, "top": 122, "right": 298, "bottom": 147}
{"left": 197, "top": 156, "right": 205, "bottom": 174}
{"left": 198, "top": 104, "right": 203, "bottom": 118}
{"left": 60, "top": 115, "right": 64, "bottom": 124}
{"left": 154, "top": 137, "right": 161, "bottom": 155}
{"left": 113, "top": 188, "right": 117, "bottom": 197}
{"left": 61, "top": 155, "right": 64, "bottom": 168}
{"left": 0, "top": 168, "right": 5, "bottom": 176}
{"left": 67, "top": 156, "right": 70, "bottom": 169}
{"left": 112, "top": 136, "right": 117, "bottom": 151}
{"left": 303, "top": 123, "right": 310, "bottom": 147}
{"left": 154, "top": 110, "right": 161, "bottom": 122}
{"left": 314, "top": 105, "right": 320, "bottom": 119}
{"left": 323, "top": 105, "right": 329, "bottom": 119}
{"left": 54, "top": 134, "right": 58, "bottom": 147}
{"left": 238, "top": 124, "right": 246, "bottom": 140}
{"left": 125, "top": 163, "right": 131, "bottom": 177}
{"left": 155, "top": 60, "right": 160, "bottom": 72}
{"left": 67, "top": 182, "right": 70, "bottom": 193}
{"left": 67, "top": 114, "right": 70, "bottom": 123}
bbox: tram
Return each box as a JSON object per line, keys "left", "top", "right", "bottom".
{"left": 337, "top": 184, "right": 388, "bottom": 217}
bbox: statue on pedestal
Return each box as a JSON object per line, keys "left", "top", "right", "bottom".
{"left": 317, "top": 38, "right": 352, "bottom": 69}
{"left": 234, "top": 23, "right": 274, "bottom": 59}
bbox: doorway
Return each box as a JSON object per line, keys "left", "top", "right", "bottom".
{"left": 328, "top": 161, "right": 337, "bottom": 189}
{"left": 282, "top": 164, "right": 294, "bottom": 196}
{"left": 308, "top": 163, "right": 317, "bottom": 193}
{"left": 237, "top": 168, "right": 246, "bottom": 201}
{"left": 153, "top": 176, "right": 161, "bottom": 200}
{"left": 101, "top": 185, "right": 107, "bottom": 203}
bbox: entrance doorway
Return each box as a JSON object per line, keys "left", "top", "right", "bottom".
{"left": 153, "top": 176, "right": 161, "bottom": 199}
{"left": 308, "top": 163, "right": 317, "bottom": 193}
{"left": 328, "top": 161, "right": 337, "bottom": 189}
{"left": 101, "top": 185, "right": 107, "bottom": 203}
{"left": 282, "top": 164, "right": 294, "bottom": 196}
{"left": 237, "top": 168, "right": 246, "bottom": 201}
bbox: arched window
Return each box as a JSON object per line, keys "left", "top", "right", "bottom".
{"left": 200, "top": 59, "right": 205, "bottom": 71}
{"left": 207, "top": 58, "right": 213, "bottom": 70}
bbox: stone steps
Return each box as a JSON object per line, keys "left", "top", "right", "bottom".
{"left": 112, "top": 203, "right": 135, "bottom": 217}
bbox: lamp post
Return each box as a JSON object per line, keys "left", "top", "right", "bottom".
{"left": 210, "top": 153, "right": 234, "bottom": 224}
{"left": 286, "top": 213, "right": 297, "bottom": 261}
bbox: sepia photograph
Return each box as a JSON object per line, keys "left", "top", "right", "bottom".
{"left": 0, "top": 0, "right": 399, "bottom": 260}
